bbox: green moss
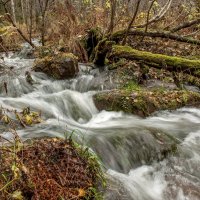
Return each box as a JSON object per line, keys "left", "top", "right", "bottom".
{"left": 61, "top": 53, "right": 78, "bottom": 60}
{"left": 93, "top": 89, "right": 200, "bottom": 117}
{"left": 122, "top": 81, "right": 141, "bottom": 91}
{"left": 35, "top": 46, "right": 55, "bottom": 58}
{"left": 111, "top": 45, "right": 200, "bottom": 70}
{"left": 108, "top": 58, "right": 128, "bottom": 70}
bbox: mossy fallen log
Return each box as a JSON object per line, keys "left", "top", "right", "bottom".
{"left": 93, "top": 89, "right": 200, "bottom": 117}
{"left": 83, "top": 27, "right": 200, "bottom": 66}
{"left": 109, "top": 45, "right": 200, "bottom": 78}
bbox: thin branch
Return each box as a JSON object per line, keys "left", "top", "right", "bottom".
{"left": 170, "top": 18, "right": 200, "bottom": 33}
{"left": 111, "top": 29, "right": 200, "bottom": 45}
{"left": 140, "top": 0, "right": 156, "bottom": 42}
{"left": 183, "top": 30, "right": 200, "bottom": 37}
{"left": 133, "top": 0, "right": 173, "bottom": 29}
{"left": 0, "top": 0, "right": 35, "bottom": 48}
{"left": 122, "top": 0, "right": 141, "bottom": 45}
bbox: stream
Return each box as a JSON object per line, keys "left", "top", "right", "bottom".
{"left": 0, "top": 50, "right": 200, "bottom": 200}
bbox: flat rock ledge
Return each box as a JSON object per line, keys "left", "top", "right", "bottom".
{"left": 93, "top": 89, "right": 200, "bottom": 117}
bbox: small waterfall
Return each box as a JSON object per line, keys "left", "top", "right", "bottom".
{"left": 0, "top": 52, "right": 200, "bottom": 200}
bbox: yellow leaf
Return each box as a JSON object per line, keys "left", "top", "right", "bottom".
{"left": 1, "top": 115, "right": 10, "bottom": 124}
{"left": 78, "top": 188, "right": 86, "bottom": 197}
{"left": 30, "top": 112, "right": 39, "bottom": 117}
{"left": 12, "top": 190, "right": 23, "bottom": 200}
{"left": 12, "top": 164, "right": 20, "bottom": 179}
{"left": 25, "top": 115, "right": 32, "bottom": 125}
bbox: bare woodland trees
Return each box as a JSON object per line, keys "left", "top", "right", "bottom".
{"left": 0, "top": 0, "right": 199, "bottom": 51}
{"left": 107, "top": 0, "right": 117, "bottom": 34}
{"left": 37, "top": 0, "right": 50, "bottom": 46}
{"left": 122, "top": 0, "right": 141, "bottom": 45}
{"left": 10, "top": 0, "right": 16, "bottom": 24}
{"left": 0, "top": 0, "right": 35, "bottom": 47}
{"left": 0, "top": 0, "right": 51, "bottom": 47}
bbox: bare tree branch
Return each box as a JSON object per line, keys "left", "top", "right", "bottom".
{"left": 122, "top": 0, "right": 141, "bottom": 45}
{"left": 133, "top": 0, "right": 173, "bottom": 29}
{"left": 140, "top": 0, "right": 156, "bottom": 42}
{"left": 170, "top": 18, "right": 200, "bottom": 33}
{"left": 0, "top": 0, "right": 35, "bottom": 48}
{"left": 112, "top": 29, "right": 200, "bottom": 45}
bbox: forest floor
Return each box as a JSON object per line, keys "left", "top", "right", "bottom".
{"left": 0, "top": 135, "right": 104, "bottom": 200}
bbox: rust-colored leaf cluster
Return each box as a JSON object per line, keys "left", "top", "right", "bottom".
{"left": 0, "top": 137, "right": 103, "bottom": 200}
{"left": 0, "top": 107, "right": 42, "bottom": 128}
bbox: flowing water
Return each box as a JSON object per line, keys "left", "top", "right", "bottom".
{"left": 0, "top": 51, "right": 200, "bottom": 200}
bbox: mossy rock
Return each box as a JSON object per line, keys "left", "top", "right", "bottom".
{"left": 33, "top": 52, "right": 79, "bottom": 79}
{"left": 93, "top": 89, "right": 200, "bottom": 117}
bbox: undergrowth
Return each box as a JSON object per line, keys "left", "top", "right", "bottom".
{"left": 0, "top": 129, "right": 105, "bottom": 200}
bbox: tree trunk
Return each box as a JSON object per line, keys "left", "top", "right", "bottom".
{"left": 21, "top": 0, "right": 25, "bottom": 24}
{"left": 10, "top": 0, "right": 16, "bottom": 24}
{"left": 38, "top": 0, "right": 50, "bottom": 46}
{"left": 93, "top": 39, "right": 115, "bottom": 66}
{"left": 107, "top": 0, "right": 117, "bottom": 34}
{"left": 28, "top": 0, "right": 33, "bottom": 42}
{"left": 109, "top": 45, "right": 200, "bottom": 77}
{"left": 122, "top": 0, "right": 141, "bottom": 45}
{"left": 170, "top": 18, "right": 200, "bottom": 33}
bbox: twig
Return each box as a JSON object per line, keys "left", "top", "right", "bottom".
{"left": 140, "top": 0, "right": 156, "bottom": 43}
{"left": 122, "top": 0, "right": 141, "bottom": 45}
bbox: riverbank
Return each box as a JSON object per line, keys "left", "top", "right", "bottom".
{"left": 0, "top": 136, "right": 104, "bottom": 199}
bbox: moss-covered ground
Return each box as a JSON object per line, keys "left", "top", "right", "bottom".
{"left": 93, "top": 87, "right": 200, "bottom": 117}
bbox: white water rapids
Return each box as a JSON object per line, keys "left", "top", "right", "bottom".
{"left": 0, "top": 52, "right": 200, "bottom": 200}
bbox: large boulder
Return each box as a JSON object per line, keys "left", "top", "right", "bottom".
{"left": 33, "top": 53, "right": 79, "bottom": 79}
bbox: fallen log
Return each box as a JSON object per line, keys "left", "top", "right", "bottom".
{"left": 111, "top": 29, "right": 200, "bottom": 45}
{"left": 170, "top": 18, "right": 200, "bottom": 33}
{"left": 109, "top": 45, "right": 200, "bottom": 77}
